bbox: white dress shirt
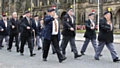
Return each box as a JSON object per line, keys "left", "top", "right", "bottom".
{"left": 52, "top": 19, "right": 59, "bottom": 35}
{"left": 35, "top": 20, "right": 38, "bottom": 27}
{"left": 4, "top": 20, "right": 7, "bottom": 27}
{"left": 90, "top": 19, "right": 95, "bottom": 28}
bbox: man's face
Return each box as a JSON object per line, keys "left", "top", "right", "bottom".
{"left": 13, "top": 13, "right": 17, "bottom": 18}
{"left": 50, "top": 11, "right": 55, "bottom": 16}
{"left": 106, "top": 13, "right": 111, "bottom": 20}
{"left": 89, "top": 15, "right": 94, "bottom": 20}
{"left": 2, "top": 16, "right": 7, "bottom": 20}
{"left": 34, "top": 17, "right": 39, "bottom": 20}
{"left": 68, "top": 9, "right": 74, "bottom": 15}
{"left": 26, "top": 13, "right": 30, "bottom": 17}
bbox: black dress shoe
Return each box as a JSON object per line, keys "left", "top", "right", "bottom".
{"left": 38, "top": 47, "right": 41, "bottom": 50}
{"left": 16, "top": 49, "right": 20, "bottom": 53}
{"left": 43, "top": 58, "right": 47, "bottom": 61}
{"left": 99, "top": 54, "right": 103, "bottom": 57}
{"left": 71, "top": 49, "right": 73, "bottom": 52}
{"left": 59, "top": 57, "right": 67, "bottom": 63}
{"left": 52, "top": 52, "right": 56, "bottom": 54}
{"left": 20, "top": 53, "right": 24, "bottom": 56}
{"left": 113, "top": 57, "right": 120, "bottom": 62}
{"left": 30, "top": 53, "right": 36, "bottom": 57}
{"left": 1, "top": 46, "right": 4, "bottom": 47}
{"left": 7, "top": 48, "right": 12, "bottom": 52}
{"left": 74, "top": 54, "right": 82, "bottom": 59}
{"left": 81, "top": 51, "right": 85, "bottom": 55}
{"left": 94, "top": 57, "right": 100, "bottom": 60}
{"left": 8, "top": 49, "right": 12, "bottom": 52}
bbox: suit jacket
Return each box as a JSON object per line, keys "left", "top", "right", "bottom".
{"left": 32, "top": 20, "right": 41, "bottom": 36}
{"left": 98, "top": 17, "right": 113, "bottom": 43}
{"left": 84, "top": 19, "right": 96, "bottom": 39}
{"left": 43, "top": 15, "right": 60, "bottom": 41}
{"left": 20, "top": 17, "right": 34, "bottom": 37}
{"left": 0, "top": 20, "right": 10, "bottom": 36}
{"left": 9, "top": 18, "right": 20, "bottom": 35}
{"left": 62, "top": 14, "right": 76, "bottom": 37}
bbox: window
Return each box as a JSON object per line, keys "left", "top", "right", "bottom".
{"left": 89, "top": 0, "right": 93, "bottom": 4}
{"left": 103, "top": 0, "right": 107, "bottom": 3}
{"left": 77, "top": 0, "right": 86, "bottom": 3}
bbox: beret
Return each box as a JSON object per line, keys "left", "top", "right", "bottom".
{"left": 88, "top": 13, "right": 94, "bottom": 16}
{"left": 24, "top": 10, "right": 30, "bottom": 14}
{"left": 47, "top": 8, "right": 55, "bottom": 12}
{"left": 67, "top": 8, "right": 74, "bottom": 12}
{"left": 104, "top": 11, "right": 110, "bottom": 15}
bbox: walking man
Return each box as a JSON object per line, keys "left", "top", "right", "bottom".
{"left": 20, "top": 11, "right": 36, "bottom": 57}
{"left": 7, "top": 12, "right": 20, "bottom": 52}
{"left": 94, "top": 11, "right": 120, "bottom": 62}
{"left": 33, "top": 15, "right": 42, "bottom": 50}
{"left": 61, "top": 8, "right": 81, "bottom": 58}
{"left": 0, "top": 14, "right": 10, "bottom": 49}
{"left": 43, "top": 8, "right": 66, "bottom": 63}
{"left": 80, "top": 13, "right": 97, "bottom": 55}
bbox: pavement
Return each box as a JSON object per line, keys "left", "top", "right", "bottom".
{"left": 0, "top": 33, "right": 120, "bottom": 68}
{"left": 75, "top": 33, "right": 120, "bottom": 44}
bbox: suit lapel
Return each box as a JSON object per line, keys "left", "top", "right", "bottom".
{"left": 2, "top": 20, "right": 6, "bottom": 27}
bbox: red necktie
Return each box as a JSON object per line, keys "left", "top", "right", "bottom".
{"left": 54, "top": 20, "right": 57, "bottom": 32}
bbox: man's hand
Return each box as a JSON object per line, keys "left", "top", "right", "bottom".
{"left": 12, "top": 25, "right": 15, "bottom": 29}
{"left": 91, "top": 27, "right": 94, "bottom": 30}
{"left": 27, "top": 26, "right": 30, "bottom": 30}
{"left": 32, "top": 29, "right": 35, "bottom": 32}
{"left": 70, "top": 27, "right": 74, "bottom": 31}
{"left": 53, "top": 15, "right": 58, "bottom": 19}
{"left": 0, "top": 29, "right": 4, "bottom": 31}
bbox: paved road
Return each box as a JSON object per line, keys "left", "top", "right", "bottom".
{"left": 0, "top": 40, "right": 120, "bottom": 68}
{"left": 76, "top": 33, "right": 120, "bottom": 43}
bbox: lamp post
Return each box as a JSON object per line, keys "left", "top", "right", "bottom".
{"left": 31, "top": 0, "right": 33, "bottom": 14}
{"left": 14, "top": 0, "right": 17, "bottom": 12}
{"left": 97, "top": 0, "right": 100, "bottom": 32}
{"left": 97, "top": 0, "right": 103, "bottom": 32}
{"left": 2, "top": 0, "right": 4, "bottom": 15}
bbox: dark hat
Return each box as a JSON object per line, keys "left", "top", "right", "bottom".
{"left": 88, "top": 13, "right": 94, "bottom": 16}
{"left": 104, "top": 11, "right": 110, "bottom": 15}
{"left": 47, "top": 8, "right": 55, "bottom": 12}
{"left": 67, "top": 8, "right": 74, "bottom": 12}
{"left": 24, "top": 10, "right": 30, "bottom": 14}
{"left": 34, "top": 15, "right": 38, "bottom": 17}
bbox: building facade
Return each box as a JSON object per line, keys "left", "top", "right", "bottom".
{"left": 1, "top": 0, "right": 120, "bottom": 29}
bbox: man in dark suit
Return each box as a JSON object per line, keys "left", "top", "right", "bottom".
{"left": 43, "top": 8, "right": 66, "bottom": 63}
{"left": 7, "top": 12, "right": 20, "bottom": 52}
{"left": 20, "top": 11, "right": 36, "bottom": 57}
{"left": 94, "top": 11, "right": 120, "bottom": 62}
{"left": 80, "top": 13, "right": 97, "bottom": 55}
{"left": 61, "top": 8, "right": 81, "bottom": 59}
{"left": 0, "top": 14, "right": 10, "bottom": 49}
{"left": 43, "top": 11, "right": 56, "bottom": 54}
{"left": 32, "top": 15, "right": 42, "bottom": 50}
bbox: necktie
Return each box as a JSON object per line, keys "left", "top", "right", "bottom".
{"left": 27, "top": 18, "right": 30, "bottom": 24}
{"left": 91, "top": 20, "right": 95, "bottom": 27}
{"left": 36, "top": 21, "right": 38, "bottom": 27}
{"left": 70, "top": 16, "right": 74, "bottom": 24}
{"left": 54, "top": 20, "right": 57, "bottom": 32}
